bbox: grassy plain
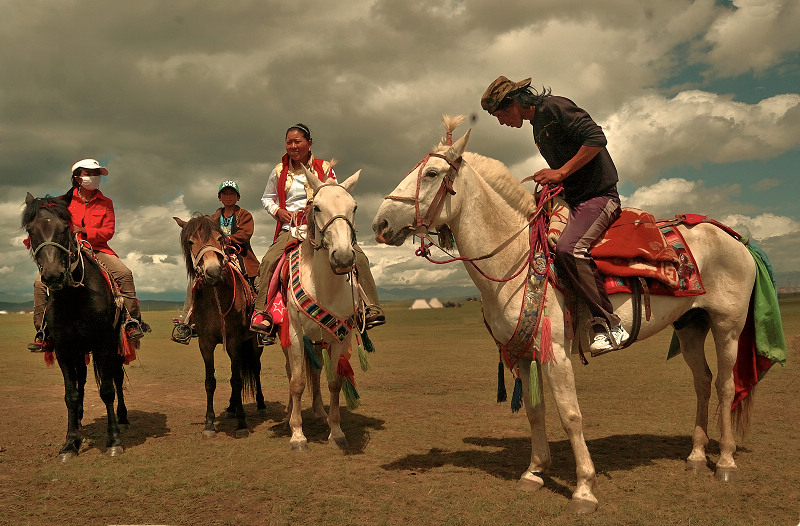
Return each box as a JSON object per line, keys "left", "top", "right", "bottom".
{"left": 0, "top": 298, "right": 798, "bottom": 525}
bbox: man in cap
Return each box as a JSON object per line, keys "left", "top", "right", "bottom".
{"left": 481, "top": 76, "right": 628, "bottom": 354}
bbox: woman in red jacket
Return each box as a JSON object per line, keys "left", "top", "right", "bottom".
{"left": 29, "top": 159, "right": 147, "bottom": 351}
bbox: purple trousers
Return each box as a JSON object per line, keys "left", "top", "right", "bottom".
{"left": 554, "top": 195, "right": 621, "bottom": 328}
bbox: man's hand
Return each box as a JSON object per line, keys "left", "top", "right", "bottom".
{"left": 532, "top": 168, "right": 564, "bottom": 185}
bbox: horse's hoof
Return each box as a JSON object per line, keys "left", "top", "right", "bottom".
{"left": 106, "top": 446, "right": 124, "bottom": 457}
{"left": 290, "top": 440, "right": 309, "bottom": 451}
{"left": 328, "top": 436, "right": 348, "bottom": 449}
{"left": 516, "top": 475, "right": 544, "bottom": 492}
{"left": 715, "top": 466, "right": 738, "bottom": 482}
{"left": 202, "top": 429, "right": 217, "bottom": 439}
{"left": 57, "top": 451, "right": 77, "bottom": 463}
{"left": 685, "top": 459, "right": 710, "bottom": 474}
{"left": 567, "top": 497, "right": 598, "bottom": 514}
{"left": 235, "top": 428, "right": 251, "bottom": 439}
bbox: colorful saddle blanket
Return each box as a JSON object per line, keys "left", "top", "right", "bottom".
{"left": 588, "top": 208, "right": 705, "bottom": 297}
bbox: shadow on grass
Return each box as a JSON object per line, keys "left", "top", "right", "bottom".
{"left": 81, "top": 409, "right": 169, "bottom": 451}
{"left": 269, "top": 406, "right": 386, "bottom": 455}
{"left": 382, "top": 433, "right": 724, "bottom": 499}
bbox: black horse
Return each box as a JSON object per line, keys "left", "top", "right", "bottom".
{"left": 22, "top": 193, "right": 132, "bottom": 461}
{"left": 174, "top": 215, "right": 266, "bottom": 437}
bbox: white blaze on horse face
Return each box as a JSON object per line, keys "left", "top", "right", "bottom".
{"left": 314, "top": 184, "right": 357, "bottom": 272}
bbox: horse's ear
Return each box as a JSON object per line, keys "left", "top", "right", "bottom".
{"left": 445, "top": 128, "right": 471, "bottom": 163}
{"left": 173, "top": 216, "right": 187, "bottom": 228}
{"left": 25, "top": 192, "right": 35, "bottom": 205}
{"left": 339, "top": 170, "right": 361, "bottom": 194}
{"left": 303, "top": 165, "right": 324, "bottom": 193}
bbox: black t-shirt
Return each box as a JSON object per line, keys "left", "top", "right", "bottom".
{"left": 532, "top": 95, "right": 619, "bottom": 207}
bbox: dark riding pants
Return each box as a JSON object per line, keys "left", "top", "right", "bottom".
{"left": 554, "top": 195, "right": 621, "bottom": 329}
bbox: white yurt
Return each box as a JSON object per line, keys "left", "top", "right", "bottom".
{"left": 409, "top": 298, "right": 431, "bottom": 309}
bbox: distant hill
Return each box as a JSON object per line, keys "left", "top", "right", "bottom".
{"left": 376, "top": 285, "right": 479, "bottom": 302}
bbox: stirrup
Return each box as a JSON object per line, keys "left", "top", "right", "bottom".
{"left": 28, "top": 330, "right": 49, "bottom": 352}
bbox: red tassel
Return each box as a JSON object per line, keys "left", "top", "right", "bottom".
{"left": 538, "top": 316, "right": 555, "bottom": 363}
{"left": 336, "top": 351, "right": 356, "bottom": 386}
{"left": 44, "top": 351, "right": 55, "bottom": 366}
{"left": 280, "top": 320, "right": 290, "bottom": 348}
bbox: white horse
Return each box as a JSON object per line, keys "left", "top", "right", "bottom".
{"left": 279, "top": 170, "right": 366, "bottom": 451}
{"left": 372, "top": 118, "right": 765, "bottom": 513}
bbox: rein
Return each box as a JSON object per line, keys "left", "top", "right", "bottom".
{"left": 30, "top": 222, "right": 86, "bottom": 288}
{"left": 304, "top": 185, "right": 358, "bottom": 253}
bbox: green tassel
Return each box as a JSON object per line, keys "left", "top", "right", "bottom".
{"left": 342, "top": 377, "right": 361, "bottom": 410}
{"left": 510, "top": 376, "right": 523, "bottom": 413}
{"left": 357, "top": 343, "right": 370, "bottom": 372}
{"left": 529, "top": 359, "right": 542, "bottom": 408}
{"left": 304, "top": 334, "right": 322, "bottom": 370}
{"left": 361, "top": 329, "right": 375, "bottom": 353}
{"left": 321, "top": 346, "right": 335, "bottom": 383}
{"left": 497, "top": 360, "right": 507, "bottom": 403}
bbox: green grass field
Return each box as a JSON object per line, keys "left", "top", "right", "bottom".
{"left": 0, "top": 299, "right": 798, "bottom": 525}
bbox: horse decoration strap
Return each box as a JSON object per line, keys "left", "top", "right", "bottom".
{"left": 288, "top": 244, "right": 358, "bottom": 342}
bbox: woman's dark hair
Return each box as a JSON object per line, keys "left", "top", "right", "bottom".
{"left": 286, "top": 123, "right": 312, "bottom": 141}
{"left": 496, "top": 85, "right": 552, "bottom": 111}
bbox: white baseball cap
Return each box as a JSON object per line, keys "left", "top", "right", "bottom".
{"left": 71, "top": 158, "right": 109, "bottom": 176}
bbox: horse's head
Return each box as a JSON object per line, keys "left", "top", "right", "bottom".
{"left": 372, "top": 122, "right": 471, "bottom": 246}
{"left": 305, "top": 169, "right": 360, "bottom": 274}
{"left": 174, "top": 214, "right": 226, "bottom": 286}
{"left": 22, "top": 192, "right": 79, "bottom": 291}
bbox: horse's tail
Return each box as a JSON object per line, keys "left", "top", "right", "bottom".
{"left": 731, "top": 387, "right": 755, "bottom": 440}
{"left": 237, "top": 338, "right": 262, "bottom": 401}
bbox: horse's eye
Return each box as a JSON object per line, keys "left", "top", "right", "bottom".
{"left": 353, "top": 205, "right": 358, "bottom": 213}
{"left": 313, "top": 205, "right": 321, "bottom": 213}
{"left": 187, "top": 240, "right": 194, "bottom": 247}
{"left": 424, "top": 168, "right": 438, "bottom": 178}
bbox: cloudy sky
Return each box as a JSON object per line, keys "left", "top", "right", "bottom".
{"left": 2, "top": 0, "right": 799, "bottom": 302}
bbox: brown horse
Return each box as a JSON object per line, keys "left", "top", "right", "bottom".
{"left": 174, "top": 215, "right": 266, "bottom": 437}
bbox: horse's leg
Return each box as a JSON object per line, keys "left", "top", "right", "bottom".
{"left": 541, "top": 351, "right": 599, "bottom": 514}
{"left": 516, "top": 360, "right": 551, "bottom": 492}
{"left": 111, "top": 354, "right": 129, "bottom": 431}
{"left": 676, "top": 322, "right": 713, "bottom": 474}
{"left": 286, "top": 331, "right": 309, "bottom": 451}
{"left": 311, "top": 349, "right": 326, "bottom": 424}
{"left": 325, "top": 344, "right": 347, "bottom": 449}
{"left": 199, "top": 339, "right": 218, "bottom": 438}
{"left": 98, "top": 359, "right": 124, "bottom": 456}
{"left": 76, "top": 358, "right": 87, "bottom": 425}
{"left": 57, "top": 356, "right": 82, "bottom": 461}
{"left": 253, "top": 343, "right": 267, "bottom": 413}
{"left": 227, "top": 342, "right": 250, "bottom": 438}
{"left": 709, "top": 320, "right": 741, "bottom": 482}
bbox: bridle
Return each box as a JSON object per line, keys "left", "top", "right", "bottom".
{"left": 304, "top": 184, "right": 358, "bottom": 252}
{"left": 384, "top": 152, "right": 461, "bottom": 236}
{"left": 186, "top": 234, "right": 251, "bottom": 320}
{"left": 384, "top": 149, "right": 564, "bottom": 283}
{"left": 29, "top": 210, "right": 86, "bottom": 288}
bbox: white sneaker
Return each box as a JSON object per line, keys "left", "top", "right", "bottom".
{"left": 589, "top": 324, "right": 630, "bottom": 353}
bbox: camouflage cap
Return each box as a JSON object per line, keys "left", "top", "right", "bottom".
{"left": 480, "top": 76, "right": 532, "bottom": 113}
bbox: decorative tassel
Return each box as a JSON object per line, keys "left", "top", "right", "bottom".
{"left": 360, "top": 329, "right": 375, "bottom": 353}
{"left": 321, "top": 344, "right": 334, "bottom": 383}
{"left": 342, "top": 377, "right": 361, "bottom": 410}
{"left": 497, "top": 359, "right": 507, "bottom": 403}
{"left": 529, "top": 359, "right": 542, "bottom": 408}
{"left": 539, "top": 316, "right": 555, "bottom": 363}
{"left": 44, "top": 351, "right": 56, "bottom": 366}
{"left": 303, "top": 334, "right": 322, "bottom": 370}
{"left": 357, "top": 343, "right": 370, "bottom": 372}
{"left": 510, "top": 375, "right": 523, "bottom": 413}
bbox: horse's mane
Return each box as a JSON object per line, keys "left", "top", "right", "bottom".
{"left": 434, "top": 115, "right": 536, "bottom": 217}
{"left": 180, "top": 214, "right": 222, "bottom": 277}
{"left": 21, "top": 195, "right": 71, "bottom": 228}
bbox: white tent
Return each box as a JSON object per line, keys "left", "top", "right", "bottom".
{"left": 428, "top": 297, "right": 444, "bottom": 308}
{"left": 409, "top": 299, "right": 431, "bottom": 309}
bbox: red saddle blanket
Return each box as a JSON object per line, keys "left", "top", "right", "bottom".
{"left": 589, "top": 208, "right": 705, "bottom": 297}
